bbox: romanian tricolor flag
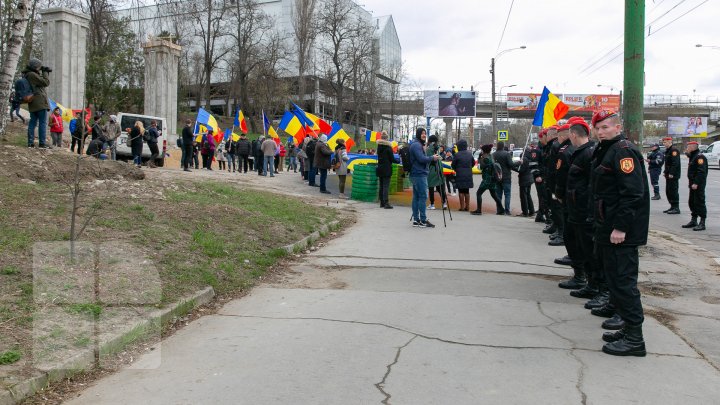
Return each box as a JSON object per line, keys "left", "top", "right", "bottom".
{"left": 196, "top": 107, "right": 221, "bottom": 136}
{"left": 194, "top": 123, "right": 208, "bottom": 135}
{"left": 327, "top": 121, "right": 355, "bottom": 151}
{"left": 532, "top": 87, "right": 569, "bottom": 128}
{"left": 391, "top": 141, "right": 398, "bottom": 153}
{"left": 263, "top": 111, "right": 280, "bottom": 145}
{"left": 279, "top": 111, "right": 306, "bottom": 145}
{"left": 48, "top": 98, "right": 74, "bottom": 122}
{"left": 305, "top": 111, "right": 332, "bottom": 135}
{"left": 234, "top": 108, "right": 248, "bottom": 134}
{"left": 365, "top": 130, "right": 380, "bottom": 142}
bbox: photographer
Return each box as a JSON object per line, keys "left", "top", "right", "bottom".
{"left": 23, "top": 58, "right": 51, "bottom": 148}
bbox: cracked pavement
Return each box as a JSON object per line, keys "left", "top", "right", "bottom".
{"left": 66, "top": 177, "right": 720, "bottom": 404}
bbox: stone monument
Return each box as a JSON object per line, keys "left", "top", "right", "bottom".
{"left": 143, "top": 39, "right": 181, "bottom": 137}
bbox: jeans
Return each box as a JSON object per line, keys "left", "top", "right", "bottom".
{"left": 133, "top": 154, "right": 142, "bottom": 166}
{"left": 496, "top": 181, "right": 512, "bottom": 213}
{"left": 319, "top": 168, "right": 328, "bottom": 191}
{"left": 107, "top": 139, "right": 116, "bottom": 160}
{"left": 263, "top": 155, "right": 275, "bottom": 176}
{"left": 289, "top": 156, "right": 297, "bottom": 171}
{"left": 410, "top": 175, "right": 429, "bottom": 222}
{"left": 226, "top": 153, "right": 235, "bottom": 171}
{"left": 378, "top": 176, "right": 391, "bottom": 205}
{"left": 28, "top": 109, "right": 48, "bottom": 146}
{"left": 50, "top": 131, "right": 62, "bottom": 147}
{"left": 308, "top": 161, "right": 317, "bottom": 185}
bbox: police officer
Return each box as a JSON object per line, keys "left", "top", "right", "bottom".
{"left": 565, "top": 118, "right": 606, "bottom": 304}
{"left": 681, "top": 141, "right": 708, "bottom": 231}
{"left": 646, "top": 143, "right": 664, "bottom": 200}
{"left": 662, "top": 137, "right": 681, "bottom": 214}
{"left": 528, "top": 130, "right": 548, "bottom": 223}
{"left": 590, "top": 110, "right": 650, "bottom": 357}
{"left": 554, "top": 122, "right": 586, "bottom": 290}
{"left": 542, "top": 126, "right": 560, "bottom": 235}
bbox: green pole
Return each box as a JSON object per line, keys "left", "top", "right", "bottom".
{"left": 623, "top": 0, "right": 645, "bottom": 145}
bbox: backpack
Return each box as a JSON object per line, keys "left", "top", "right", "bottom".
{"left": 331, "top": 151, "right": 341, "bottom": 170}
{"left": 399, "top": 146, "right": 412, "bottom": 172}
{"left": 493, "top": 162, "right": 503, "bottom": 183}
{"left": 306, "top": 139, "right": 317, "bottom": 156}
{"left": 14, "top": 77, "right": 34, "bottom": 104}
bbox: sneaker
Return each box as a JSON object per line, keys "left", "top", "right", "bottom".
{"left": 412, "top": 220, "right": 422, "bottom": 227}
{"left": 442, "top": 202, "right": 447, "bottom": 208}
{"left": 427, "top": 204, "right": 436, "bottom": 210}
{"left": 451, "top": 192, "right": 457, "bottom": 196}
{"left": 420, "top": 220, "right": 435, "bottom": 228}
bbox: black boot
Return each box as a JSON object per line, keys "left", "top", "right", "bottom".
{"left": 542, "top": 224, "right": 556, "bottom": 234}
{"left": 584, "top": 290, "right": 609, "bottom": 309}
{"left": 693, "top": 218, "right": 706, "bottom": 231}
{"left": 602, "top": 323, "right": 646, "bottom": 357}
{"left": 591, "top": 303, "right": 615, "bottom": 318}
{"left": 558, "top": 276, "right": 586, "bottom": 289}
{"left": 651, "top": 194, "right": 661, "bottom": 200}
{"left": 681, "top": 216, "right": 698, "bottom": 228}
{"left": 666, "top": 206, "right": 681, "bottom": 215}
{"left": 570, "top": 283, "right": 599, "bottom": 299}
{"left": 602, "top": 327, "right": 625, "bottom": 343}
{"left": 548, "top": 235, "right": 565, "bottom": 246}
{"left": 554, "top": 255, "right": 572, "bottom": 266}
{"left": 535, "top": 213, "right": 545, "bottom": 223}
{"left": 602, "top": 313, "right": 625, "bottom": 330}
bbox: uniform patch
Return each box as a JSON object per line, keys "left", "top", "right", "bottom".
{"left": 620, "top": 158, "right": 634, "bottom": 174}
{"left": 672, "top": 151, "right": 678, "bottom": 156}
{"left": 556, "top": 159, "right": 562, "bottom": 170}
{"left": 531, "top": 152, "right": 537, "bottom": 159}
{"left": 698, "top": 158, "right": 704, "bottom": 165}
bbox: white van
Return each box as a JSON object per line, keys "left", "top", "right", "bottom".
{"left": 115, "top": 113, "right": 168, "bottom": 167}
{"left": 704, "top": 140, "right": 720, "bottom": 169}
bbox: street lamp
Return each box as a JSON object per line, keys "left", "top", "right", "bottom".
{"left": 491, "top": 46, "right": 526, "bottom": 139}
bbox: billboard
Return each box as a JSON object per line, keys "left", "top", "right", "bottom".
{"left": 507, "top": 93, "right": 621, "bottom": 112}
{"left": 424, "top": 90, "right": 476, "bottom": 117}
{"left": 667, "top": 116, "right": 708, "bottom": 138}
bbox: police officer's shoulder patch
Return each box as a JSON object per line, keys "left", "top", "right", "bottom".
{"left": 531, "top": 152, "right": 537, "bottom": 158}
{"left": 698, "top": 158, "right": 704, "bottom": 165}
{"left": 620, "top": 157, "right": 635, "bottom": 174}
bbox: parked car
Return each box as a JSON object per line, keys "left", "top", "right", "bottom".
{"left": 703, "top": 141, "right": 720, "bottom": 169}
{"left": 115, "top": 113, "right": 168, "bottom": 167}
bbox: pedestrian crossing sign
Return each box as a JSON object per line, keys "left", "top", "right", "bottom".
{"left": 497, "top": 130, "right": 509, "bottom": 141}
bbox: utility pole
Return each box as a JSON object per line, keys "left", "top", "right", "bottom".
{"left": 490, "top": 58, "right": 497, "bottom": 141}
{"left": 624, "top": 0, "right": 645, "bottom": 145}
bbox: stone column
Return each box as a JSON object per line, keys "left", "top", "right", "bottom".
{"left": 143, "top": 39, "right": 181, "bottom": 137}
{"left": 444, "top": 118, "right": 455, "bottom": 145}
{"left": 39, "top": 8, "right": 90, "bottom": 109}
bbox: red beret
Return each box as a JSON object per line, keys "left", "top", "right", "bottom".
{"left": 557, "top": 123, "right": 571, "bottom": 131}
{"left": 566, "top": 116, "right": 585, "bottom": 124}
{"left": 548, "top": 125, "right": 559, "bottom": 131}
{"left": 568, "top": 117, "right": 590, "bottom": 134}
{"left": 591, "top": 110, "right": 618, "bottom": 127}
{"left": 662, "top": 137, "right": 673, "bottom": 141}
{"left": 687, "top": 141, "right": 698, "bottom": 145}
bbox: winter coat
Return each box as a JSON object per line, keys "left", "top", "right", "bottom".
{"left": 225, "top": 139, "right": 236, "bottom": 155}
{"left": 129, "top": 127, "right": 144, "bottom": 156}
{"left": 146, "top": 126, "right": 159, "bottom": 145}
{"left": 409, "top": 140, "right": 432, "bottom": 177}
{"left": 181, "top": 125, "right": 194, "bottom": 146}
{"left": 23, "top": 69, "right": 49, "bottom": 113}
{"left": 376, "top": 140, "right": 395, "bottom": 178}
{"left": 261, "top": 138, "right": 277, "bottom": 156}
{"left": 215, "top": 146, "right": 226, "bottom": 161}
{"left": 104, "top": 121, "right": 121, "bottom": 142}
{"left": 516, "top": 149, "right": 534, "bottom": 187}
{"left": 451, "top": 150, "right": 475, "bottom": 190}
{"left": 279, "top": 144, "right": 286, "bottom": 157}
{"left": 314, "top": 141, "right": 333, "bottom": 169}
{"left": 237, "top": 138, "right": 251, "bottom": 155}
{"left": 479, "top": 156, "right": 495, "bottom": 188}
{"left": 492, "top": 148, "right": 514, "bottom": 184}
{"left": 287, "top": 142, "right": 298, "bottom": 157}
{"left": 426, "top": 142, "right": 444, "bottom": 187}
{"left": 49, "top": 113, "right": 63, "bottom": 133}
{"left": 334, "top": 145, "right": 350, "bottom": 175}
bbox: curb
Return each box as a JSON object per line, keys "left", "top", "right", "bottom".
{"left": 0, "top": 287, "right": 215, "bottom": 405}
{"left": 281, "top": 220, "right": 341, "bottom": 254}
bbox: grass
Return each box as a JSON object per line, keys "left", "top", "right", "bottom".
{"left": 0, "top": 349, "right": 22, "bottom": 365}
{"left": 1, "top": 265, "right": 20, "bottom": 275}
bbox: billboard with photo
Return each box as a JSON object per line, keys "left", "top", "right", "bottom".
{"left": 424, "top": 90, "right": 476, "bottom": 117}
{"left": 507, "top": 93, "right": 621, "bottom": 112}
{"left": 667, "top": 116, "right": 708, "bottom": 138}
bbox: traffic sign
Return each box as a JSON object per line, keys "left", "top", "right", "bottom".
{"left": 497, "top": 130, "right": 508, "bottom": 141}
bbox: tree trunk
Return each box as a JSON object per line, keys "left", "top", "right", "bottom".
{"left": 0, "top": 0, "right": 31, "bottom": 140}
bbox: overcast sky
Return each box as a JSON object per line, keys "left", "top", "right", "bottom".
{"left": 362, "top": 0, "right": 720, "bottom": 100}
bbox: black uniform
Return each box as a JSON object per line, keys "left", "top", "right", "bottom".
{"left": 591, "top": 134, "right": 650, "bottom": 327}
{"left": 647, "top": 148, "right": 664, "bottom": 197}
{"left": 663, "top": 145, "right": 681, "bottom": 209}
{"left": 566, "top": 141, "right": 604, "bottom": 291}
{"left": 527, "top": 146, "right": 547, "bottom": 219}
{"left": 687, "top": 149, "right": 708, "bottom": 220}
{"left": 545, "top": 138, "right": 563, "bottom": 232}
{"left": 555, "top": 140, "right": 583, "bottom": 277}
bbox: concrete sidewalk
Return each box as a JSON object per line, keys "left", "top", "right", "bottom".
{"left": 65, "top": 175, "right": 720, "bottom": 404}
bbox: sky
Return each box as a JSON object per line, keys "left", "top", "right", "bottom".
{"left": 361, "top": 0, "right": 720, "bottom": 100}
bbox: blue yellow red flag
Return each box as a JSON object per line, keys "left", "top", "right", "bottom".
{"left": 532, "top": 87, "right": 569, "bottom": 128}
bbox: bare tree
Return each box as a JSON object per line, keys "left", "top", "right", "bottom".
{"left": 291, "top": 0, "right": 317, "bottom": 107}
{"left": 228, "top": 0, "right": 273, "bottom": 133}
{"left": 0, "top": 0, "right": 30, "bottom": 140}
{"left": 246, "top": 30, "right": 291, "bottom": 126}
{"left": 317, "top": 0, "right": 365, "bottom": 123}
{"left": 346, "top": 23, "right": 374, "bottom": 139}
{"left": 187, "top": 0, "right": 230, "bottom": 110}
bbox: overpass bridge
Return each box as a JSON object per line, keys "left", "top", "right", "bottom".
{"left": 377, "top": 94, "right": 720, "bottom": 123}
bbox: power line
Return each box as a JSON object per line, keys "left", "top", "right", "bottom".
{"left": 496, "top": 0, "right": 516, "bottom": 53}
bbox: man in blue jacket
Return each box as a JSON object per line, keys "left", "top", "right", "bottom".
{"left": 409, "top": 127, "right": 440, "bottom": 228}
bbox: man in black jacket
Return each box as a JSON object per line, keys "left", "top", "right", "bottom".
{"left": 590, "top": 110, "right": 650, "bottom": 357}
{"left": 515, "top": 145, "right": 535, "bottom": 217}
{"left": 492, "top": 142, "right": 514, "bottom": 215}
{"left": 681, "top": 141, "right": 708, "bottom": 231}
{"left": 376, "top": 132, "right": 395, "bottom": 209}
{"left": 551, "top": 123, "right": 574, "bottom": 248}
{"left": 236, "top": 134, "right": 251, "bottom": 173}
{"left": 646, "top": 144, "right": 664, "bottom": 200}
{"left": 181, "top": 119, "right": 194, "bottom": 172}
{"left": 543, "top": 127, "right": 560, "bottom": 233}
{"left": 147, "top": 120, "right": 160, "bottom": 168}
{"left": 662, "top": 137, "right": 681, "bottom": 214}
